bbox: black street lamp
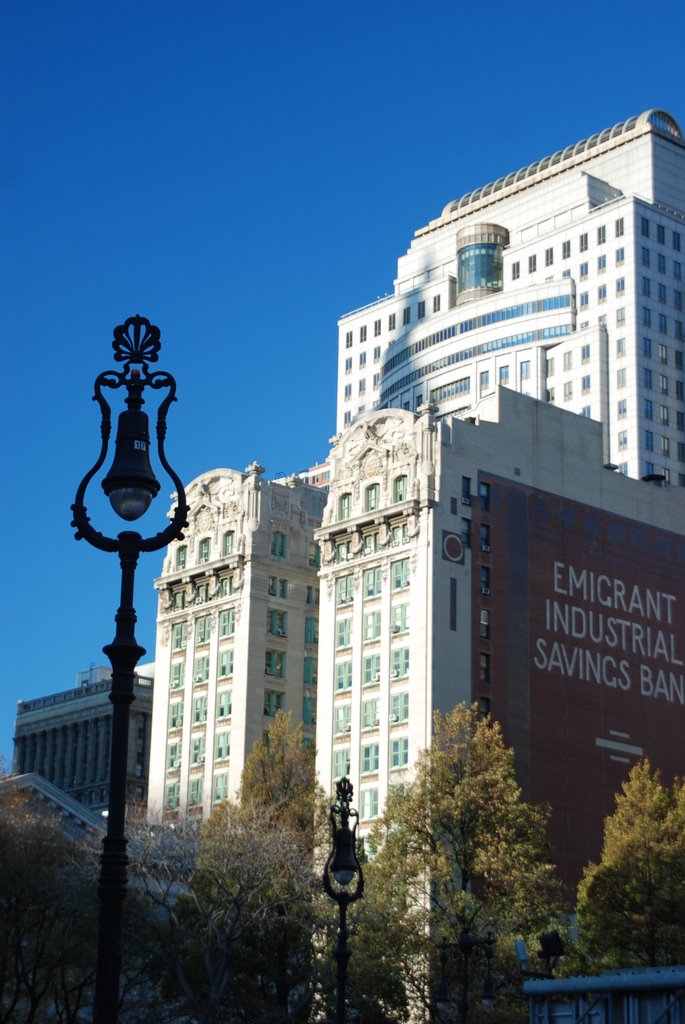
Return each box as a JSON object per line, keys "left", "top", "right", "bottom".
{"left": 323, "top": 778, "right": 364, "bottom": 1024}
{"left": 434, "top": 928, "right": 496, "bottom": 1023}
{"left": 71, "top": 315, "right": 188, "bottom": 1024}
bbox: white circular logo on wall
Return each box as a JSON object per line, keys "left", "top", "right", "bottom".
{"left": 442, "top": 531, "right": 464, "bottom": 563}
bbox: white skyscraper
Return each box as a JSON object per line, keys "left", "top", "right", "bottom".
{"left": 336, "top": 109, "right": 685, "bottom": 485}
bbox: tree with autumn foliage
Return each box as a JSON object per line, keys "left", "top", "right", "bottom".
{"left": 346, "top": 705, "right": 561, "bottom": 1022}
{"left": 577, "top": 760, "right": 685, "bottom": 969}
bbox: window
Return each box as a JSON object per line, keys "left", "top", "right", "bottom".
{"left": 618, "top": 430, "right": 628, "bottom": 450}
{"left": 661, "top": 436, "right": 670, "bottom": 456}
{"left": 365, "top": 483, "right": 380, "bottom": 512}
{"left": 616, "top": 277, "right": 625, "bottom": 295}
{"left": 393, "top": 474, "right": 408, "bottom": 503}
{"left": 660, "top": 405, "right": 670, "bottom": 425}
{"left": 170, "top": 661, "right": 185, "bottom": 691}
{"left": 215, "top": 730, "right": 230, "bottom": 762}
{"left": 304, "top": 616, "right": 318, "bottom": 645}
{"left": 165, "top": 781, "right": 180, "bottom": 810}
{"left": 597, "top": 225, "right": 606, "bottom": 245}
{"left": 479, "top": 652, "right": 491, "bottom": 684}
{"left": 336, "top": 618, "right": 352, "bottom": 648}
{"left": 658, "top": 283, "right": 667, "bottom": 304}
{"left": 658, "top": 253, "right": 666, "bottom": 273}
{"left": 499, "top": 365, "right": 510, "bottom": 385}
{"left": 364, "top": 610, "right": 381, "bottom": 642}
{"left": 338, "top": 492, "right": 352, "bottom": 520}
{"left": 359, "top": 325, "right": 367, "bottom": 343}
{"left": 643, "top": 307, "right": 652, "bottom": 327}
{"left": 333, "top": 748, "right": 350, "bottom": 779}
{"left": 617, "top": 368, "right": 627, "bottom": 389}
{"left": 480, "top": 370, "right": 490, "bottom": 393}
{"left": 268, "top": 609, "right": 287, "bottom": 637}
{"left": 392, "top": 558, "right": 410, "bottom": 590}
{"left": 616, "top": 337, "right": 625, "bottom": 356}
{"left": 373, "top": 344, "right": 381, "bottom": 360}
{"left": 221, "top": 531, "right": 235, "bottom": 557}
{"left": 644, "top": 336, "right": 653, "bottom": 358}
{"left": 337, "top": 541, "right": 351, "bottom": 564}
{"left": 480, "top": 523, "right": 490, "bottom": 550}
{"left": 545, "top": 247, "right": 553, "bottom": 267}
{"left": 362, "top": 698, "right": 379, "bottom": 729}
{"left": 479, "top": 481, "right": 490, "bottom": 511}
{"left": 659, "top": 314, "right": 668, "bottom": 334}
{"left": 520, "top": 360, "right": 531, "bottom": 381}
{"left": 480, "top": 566, "right": 490, "bottom": 593}
{"left": 675, "top": 291, "right": 682, "bottom": 310}
{"left": 641, "top": 217, "right": 650, "bottom": 238}
{"left": 362, "top": 743, "right": 379, "bottom": 774}
{"left": 364, "top": 567, "right": 381, "bottom": 598}
{"left": 388, "top": 313, "right": 396, "bottom": 331}
{"left": 644, "top": 368, "right": 653, "bottom": 388}
{"left": 659, "top": 344, "right": 668, "bottom": 364}
{"left": 264, "top": 690, "right": 284, "bottom": 717}
{"left": 213, "top": 774, "right": 229, "bottom": 803}
{"left": 392, "top": 647, "right": 410, "bottom": 678}
{"left": 579, "top": 233, "right": 588, "bottom": 253}
{"left": 219, "top": 608, "right": 236, "bottom": 638}
{"left": 580, "top": 292, "right": 589, "bottom": 308}
{"left": 168, "top": 700, "right": 183, "bottom": 730}
{"left": 615, "top": 217, "right": 624, "bottom": 238}
{"left": 659, "top": 374, "right": 669, "bottom": 394}
{"left": 391, "top": 738, "right": 409, "bottom": 769}
{"left": 582, "top": 375, "right": 591, "bottom": 393}
{"left": 644, "top": 430, "right": 654, "bottom": 451}
{"left": 265, "top": 650, "right": 285, "bottom": 677}
{"left": 391, "top": 691, "right": 409, "bottom": 723}
{"left": 677, "top": 350, "right": 684, "bottom": 370}
{"left": 678, "top": 382, "right": 684, "bottom": 400}
{"left": 271, "top": 532, "right": 287, "bottom": 558}
{"left": 564, "top": 381, "right": 573, "bottom": 401}
{"left": 433, "top": 294, "right": 442, "bottom": 312}
{"left": 674, "top": 231, "right": 682, "bottom": 252}
{"left": 461, "top": 518, "right": 471, "bottom": 547}
{"left": 403, "top": 307, "right": 411, "bottom": 325}
{"left": 644, "top": 399, "right": 653, "bottom": 419}
{"left": 344, "top": 358, "right": 352, "bottom": 374}
{"left": 192, "top": 695, "right": 208, "bottom": 724}
{"left": 364, "top": 654, "right": 381, "bottom": 686}
{"left": 597, "top": 285, "right": 606, "bottom": 303}
{"left": 392, "top": 603, "right": 409, "bottom": 634}
{"left": 679, "top": 443, "right": 685, "bottom": 462}
{"left": 363, "top": 532, "right": 380, "bottom": 555}
{"left": 618, "top": 399, "right": 627, "bottom": 418}
{"left": 172, "top": 622, "right": 188, "bottom": 651}
{"left": 373, "top": 319, "right": 381, "bottom": 337}
{"left": 335, "top": 703, "right": 352, "bottom": 735}
{"left": 597, "top": 255, "right": 606, "bottom": 273}
{"left": 417, "top": 300, "right": 426, "bottom": 320}
{"left": 358, "top": 380, "right": 366, "bottom": 395}
{"left": 345, "top": 330, "right": 353, "bottom": 348}
{"left": 580, "top": 261, "right": 588, "bottom": 279}
{"left": 480, "top": 609, "right": 490, "bottom": 639}
{"left": 173, "top": 590, "right": 186, "bottom": 610}
{"left": 336, "top": 575, "right": 353, "bottom": 605}
{"left": 176, "top": 546, "right": 187, "bottom": 570}
{"left": 528, "top": 254, "right": 537, "bottom": 273}
{"left": 546, "top": 356, "right": 555, "bottom": 376}
{"left": 303, "top": 656, "right": 316, "bottom": 685}
{"left": 218, "top": 650, "right": 233, "bottom": 679}
{"left": 188, "top": 778, "right": 203, "bottom": 807}
{"left": 194, "top": 615, "right": 210, "bottom": 645}
{"left": 562, "top": 240, "right": 571, "bottom": 259}
{"left": 657, "top": 224, "right": 665, "bottom": 245}
{"left": 166, "top": 742, "right": 180, "bottom": 771}
{"left": 616, "top": 247, "right": 625, "bottom": 265}
{"left": 511, "top": 261, "right": 520, "bottom": 281}
{"left": 336, "top": 661, "right": 352, "bottom": 691}
{"left": 198, "top": 538, "right": 211, "bottom": 563}
{"left": 360, "top": 788, "right": 379, "bottom": 820}
{"left": 642, "top": 247, "right": 650, "bottom": 267}
{"left": 581, "top": 344, "right": 591, "bottom": 363}
{"left": 359, "top": 352, "right": 366, "bottom": 368}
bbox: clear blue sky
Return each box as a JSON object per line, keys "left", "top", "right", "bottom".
{"left": 2, "top": 0, "right": 684, "bottom": 764}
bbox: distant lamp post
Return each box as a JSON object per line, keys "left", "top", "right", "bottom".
{"left": 434, "top": 928, "right": 496, "bottom": 1023}
{"left": 323, "top": 778, "right": 364, "bottom": 1024}
{"left": 71, "top": 316, "right": 188, "bottom": 1024}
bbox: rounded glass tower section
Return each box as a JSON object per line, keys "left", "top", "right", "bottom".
{"left": 456, "top": 224, "right": 509, "bottom": 305}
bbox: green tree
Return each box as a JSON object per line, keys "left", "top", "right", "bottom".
{"left": 577, "top": 760, "right": 685, "bottom": 968}
{"left": 351, "top": 705, "right": 560, "bottom": 1022}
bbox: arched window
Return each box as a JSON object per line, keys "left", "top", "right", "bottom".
{"left": 338, "top": 492, "right": 352, "bottom": 520}
{"left": 198, "top": 538, "right": 211, "bottom": 563}
{"left": 393, "top": 475, "right": 408, "bottom": 503}
{"left": 365, "top": 483, "right": 380, "bottom": 512}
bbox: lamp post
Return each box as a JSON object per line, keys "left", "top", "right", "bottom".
{"left": 71, "top": 315, "right": 188, "bottom": 1024}
{"left": 434, "top": 928, "right": 496, "bottom": 1023}
{"left": 323, "top": 778, "right": 364, "bottom": 1024}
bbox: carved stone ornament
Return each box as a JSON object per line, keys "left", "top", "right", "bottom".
{"left": 195, "top": 506, "right": 214, "bottom": 532}
{"left": 160, "top": 624, "right": 171, "bottom": 647}
{"left": 271, "top": 494, "right": 290, "bottom": 518}
{"left": 362, "top": 452, "right": 383, "bottom": 479}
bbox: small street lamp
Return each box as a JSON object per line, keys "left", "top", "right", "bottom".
{"left": 323, "top": 778, "right": 364, "bottom": 1024}
{"left": 71, "top": 316, "right": 188, "bottom": 1024}
{"left": 434, "top": 927, "right": 496, "bottom": 1023}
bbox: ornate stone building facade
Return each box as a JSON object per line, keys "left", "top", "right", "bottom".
{"left": 147, "top": 464, "right": 327, "bottom": 819}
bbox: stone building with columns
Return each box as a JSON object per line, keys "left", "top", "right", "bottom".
{"left": 147, "top": 464, "right": 327, "bottom": 819}
{"left": 13, "top": 663, "right": 154, "bottom": 811}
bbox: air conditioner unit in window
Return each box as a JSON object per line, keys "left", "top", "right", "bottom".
{"left": 342, "top": 724, "right": 352, "bottom": 733}
{"left": 173, "top": 759, "right": 181, "bottom": 768}
{"left": 389, "top": 714, "right": 399, "bottom": 723}
{"left": 195, "top": 674, "right": 205, "bottom": 683}
{"left": 481, "top": 586, "right": 491, "bottom": 595}
{"left": 180, "top": 641, "right": 187, "bottom": 649}
{"left": 372, "top": 673, "right": 381, "bottom": 682}
{"left": 393, "top": 625, "right": 401, "bottom": 633}
{"left": 393, "top": 670, "right": 401, "bottom": 678}
{"left": 198, "top": 754, "right": 206, "bottom": 764}
{"left": 276, "top": 629, "right": 287, "bottom": 638}
{"left": 373, "top": 717, "right": 380, "bottom": 726}
{"left": 461, "top": 496, "right": 471, "bottom": 505}
{"left": 481, "top": 543, "right": 491, "bottom": 553}
{"left": 171, "top": 680, "right": 181, "bottom": 689}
